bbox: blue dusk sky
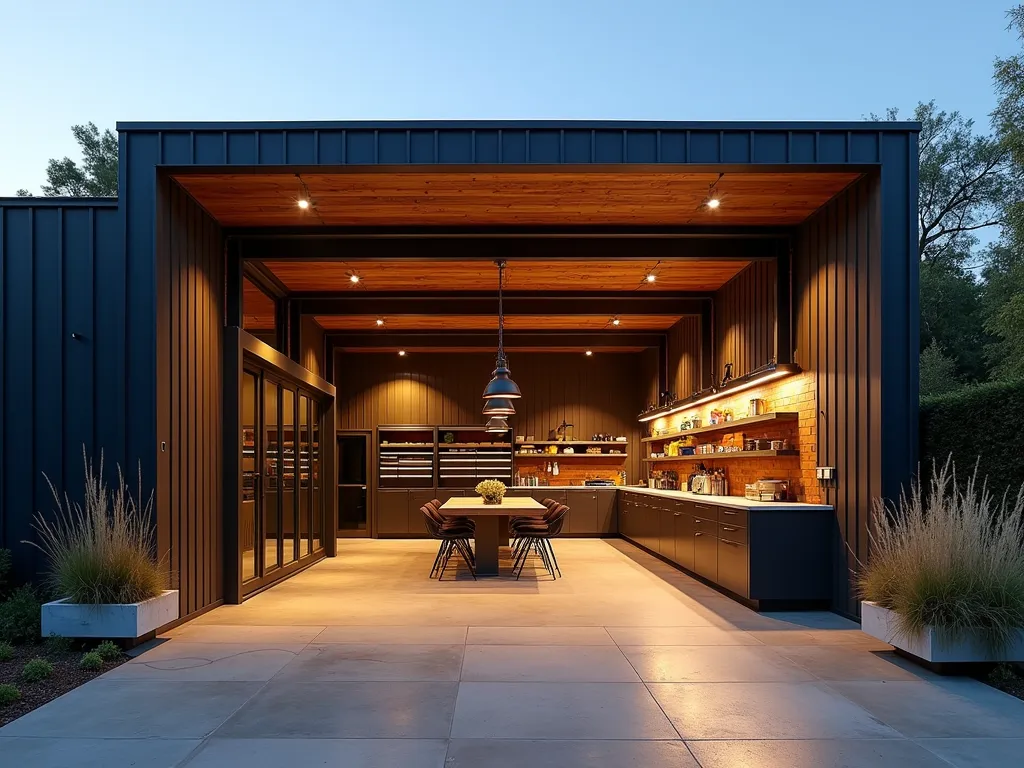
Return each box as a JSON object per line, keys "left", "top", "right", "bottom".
{"left": 0, "top": 0, "right": 1017, "bottom": 195}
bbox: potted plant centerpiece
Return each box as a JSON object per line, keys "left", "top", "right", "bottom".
{"left": 858, "top": 459, "right": 1024, "bottom": 666}
{"left": 30, "top": 449, "right": 177, "bottom": 642}
{"left": 475, "top": 479, "right": 507, "bottom": 505}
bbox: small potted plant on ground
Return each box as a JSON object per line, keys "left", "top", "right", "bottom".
{"left": 475, "top": 479, "right": 507, "bottom": 505}
{"left": 29, "top": 449, "right": 177, "bottom": 642}
{"left": 858, "top": 458, "right": 1024, "bottom": 666}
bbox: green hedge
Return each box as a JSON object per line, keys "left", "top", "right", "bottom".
{"left": 920, "top": 379, "right": 1024, "bottom": 500}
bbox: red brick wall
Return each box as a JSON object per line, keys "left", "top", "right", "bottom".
{"left": 644, "top": 372, "right": 821, "bottom": 502}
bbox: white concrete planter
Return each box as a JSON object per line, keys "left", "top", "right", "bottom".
{"left": 861, "top": 600, "right": 1024, "bottom": 663}
{"left": 41, "top": 590, "right": 179, "bottom": 640}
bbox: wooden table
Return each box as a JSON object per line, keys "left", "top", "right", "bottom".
{"left": 439, "top": 496, "right": 547, "bottom": 576}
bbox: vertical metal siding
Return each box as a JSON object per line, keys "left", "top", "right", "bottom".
{"left": 713, "top": 262, "right": 778, "bottom": 379}
{"left": 667, "top": 317, "right": 701, "bottom": 397}
{"left": 155, "top": 179, "right": 225, "bottom": 619}
{"left": 0, "top": 201, "right": 123, "bottom": 578}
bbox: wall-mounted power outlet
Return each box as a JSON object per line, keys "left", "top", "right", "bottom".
{"left": 816, "top": 466, "right": 836, "bottom": 487}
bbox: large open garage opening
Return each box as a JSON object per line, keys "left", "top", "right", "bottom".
{"left": 157, "top": 160, "right": 904, "bottom": 619}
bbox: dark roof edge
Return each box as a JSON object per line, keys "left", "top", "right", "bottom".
{"left": 116, "top": 119, "right": 922, "bottom": 133}
{"left": 0, "top": 197, "right": 118, "bottom": 207}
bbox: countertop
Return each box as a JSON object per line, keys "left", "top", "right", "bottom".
{"left": 510, "top": 485, "right": 833, "bottom": 511}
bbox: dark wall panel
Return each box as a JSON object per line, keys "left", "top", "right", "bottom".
{"left": 667, "top": 316, "right": 701, "bottom": 398}
{"left": 794, "top": 170, "right": 916, "bottom": 616}
{"left": 713, "top": 261, "right": 777, "bottom": 380}
{"left": 0, "top": 201, "right": 123, "bottom": 578}
{"left": 335, "top": 351, "right": 646, "bottom": 483}
{"left": 155, "top": 180, "right": 225, "bottom": 619}
{"left": 301, "top": 316, "right": 326, "bottom": 379}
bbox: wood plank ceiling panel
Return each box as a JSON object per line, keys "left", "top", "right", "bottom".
{"left": 173, "top": 171, "right": 862, "bottom": 227}
{"left": 261, "top": 258, "right": 750, "bottom": 292}
{"left": 314, "top": 314, "right": 684, "bottom": 330}
{"left": 242, "top": 277, "right": 276, "bottom": 330}
{"left": 335, "top": 346, "right": 648, "bottom": 353}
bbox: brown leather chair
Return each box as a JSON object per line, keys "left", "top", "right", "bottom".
{"left": 420, "top": 506, "right": 476, "bottom": 580}
{"left": 512, "top": 503, "right": 568, "bottom": 580}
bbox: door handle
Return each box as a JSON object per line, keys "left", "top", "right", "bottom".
{"left": 674, "top": 512, "right": 681, "bottom": 516}
{"left": 695, "top": 532, "right": 703, "bottom": 537}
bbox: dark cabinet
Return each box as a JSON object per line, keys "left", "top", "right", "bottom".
{"left": 564, "top": 490, "right": 597, "bottom": 534}
{"left": 408, "top": 490, "right": 435, "bottom": 537}
{"left": 717, "top": 537, "right": 748, "bottom": 598}
{"left": 377, "top": 490, "right": 409, "bottom": 535}
{"left": 658, "top": 504, "right": 676, "bottom": 560}
{"left": 619, "top": 493, "right": 636, "bottom": 539}
{"left": 597, "top": 490, "right": 617, "bottom": 534}
{"left": 694, "top": 528, "right": 717, "bottom": 582}
{"left": 673, "top": 509, "right": 694, "bottom": 570}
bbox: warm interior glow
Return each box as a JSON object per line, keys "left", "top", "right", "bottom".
{"left": 398, "top": 350, "right": 406, "bottom": 356}
{"left": 612, "top": 317, "right": 621, "bottom": 326}
{"left": 585, "top": 350, "right": 593, "bottom": 356}
{"left": 349, "top": 274, "right": 360, "bottom": 283}
{"left": 638, "top": 368, "right": 796, "bottom": 422}
{"left": 375, "top": 318, "right": 385, "bottom": 326}
{"left": 297, "top": 199, "right": 310, "bottom": 210}
{"left": 706, "top": 197, "right": 720, "bottom": 209}
{"left": 646, "top": 274, "right": 656, "bottom": 283}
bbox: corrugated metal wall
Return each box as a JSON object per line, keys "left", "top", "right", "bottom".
{"left": 336, "top": 351, "right": 646, "bottom": 483}
{"left": 155, "top": 179, "right": 225, "bottom": 619}
{"left": 301, "top": 317, "right": 326, "bottom": 378}
{"left": 713, "top": 261, "right": 778, "bottom": 380}
{"left": 0, "top": 200, "right": 128, "bottom": 578}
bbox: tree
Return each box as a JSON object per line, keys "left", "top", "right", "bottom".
{"left": 19, "top": 123, "right": 118, "bottom": 197}
{"left": 919, "top": 339, "right": 963, "bottom": 397}
{"left": 920, "top": 258, "right": 989, "bottom": 382}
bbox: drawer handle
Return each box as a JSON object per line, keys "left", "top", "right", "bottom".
{"left": 694, "top": 532, "right": 703, "bottom": 537}
{"left": 694, "top": 519, "right": 703, "bottom": 523}
{"left": 722, "top": 510, "right": 737, "bottom": 516}
{"left": 722, "top": 526, "right": 737, "bottom": 532}
{"left": 721, "top": 539, "right": 741, "bottom": 546}
{"left": 673, "top": 512, "right": 681, "bottom": 516}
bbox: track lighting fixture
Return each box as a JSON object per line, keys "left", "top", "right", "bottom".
{"left": 375, "top": 317, "right": 385, "bottom": 327}
{"left": 611, "top": 316, "right": 621, "bottom": 326}
{"left": 398, "top": 350, "right": 406, "bottom": 357}
{"left": 349, "top": 274, "right": 360, "bottom": 284}
{"left": 702, "top": 172, "right": 724, "bottom": 209}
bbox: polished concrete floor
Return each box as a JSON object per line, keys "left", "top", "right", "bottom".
{"left": 3, "top": 538, "right": 1024, "bottom": 767}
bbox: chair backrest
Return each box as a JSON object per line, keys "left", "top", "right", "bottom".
{"left": 419, "top": 506, "right": 443, "bottom": 537}
{"left": 542, "top": 501, "right": 563, "bottom": 523}
{"left": 542, "top": 497, "right": 559, "bottom": 510}
{"left": 430, "top": 498, "right": 442, "bottom": 509}
{"left": 423, "top": 502, "right": 447, "bottom": 526}
{"left": 545, "top": 504, "right": 569, "bottom": 536}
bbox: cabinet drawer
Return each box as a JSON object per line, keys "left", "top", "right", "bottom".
{"left": 717, "top": 537, "right": 749, "bottom": 598}
{"left": 718, "top": 521, "right": 747, "bottom": 546}
{"left": 693, "top": 530, "right": 717, "bottom": 581}
{"left": 691, "top": 515, "right": 716, "bottom": 531}
{"left": 691, "top": 501, "right": 719, "bottom": 521}
{"left": 717, "top": 506, "right": 748, "bottom": 528}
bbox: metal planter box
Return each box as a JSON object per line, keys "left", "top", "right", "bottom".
{"left": 41, "top": 590, "right": 179, "bottom": 639}
{"left": 861, "top": 600, "right": 1024, "bottom": 663}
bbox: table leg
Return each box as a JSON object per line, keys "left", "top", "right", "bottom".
{"left": 498, "top": 514, "right": 509, "bottom": 546}
{"left": 473, "top": 516, "right": 500, "bottom": 576}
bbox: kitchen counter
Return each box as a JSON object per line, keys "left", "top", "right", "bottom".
{"left": 510, "top": 485, "right": 831, "bottom": 512}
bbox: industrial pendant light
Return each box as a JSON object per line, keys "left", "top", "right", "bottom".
{"left": 485, "top": 416, "right": 510, "bottom": 433}
{"left": 482, "top": 260, "right": 522, "bottom": 400}
{"left": 482, "top": 397, "right": 516, "bottom": 417}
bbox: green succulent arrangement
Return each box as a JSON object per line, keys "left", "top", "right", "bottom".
{"left": 475, "top": 479, "right": 506, "bottom": 504}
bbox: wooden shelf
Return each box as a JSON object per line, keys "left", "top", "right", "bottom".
{"left": 516, "top": 440, "right": 629, "bottom": 446}
{"left": 379, "top": 442, "right": 434, "bottom": 448}
{"left": 516, "top": 453, "right": 628, "bottom": 459}
{"left": 440, "top": 442, "right": 511, "bottom": 448}
{"left": 641, "top": 412, "right": 799, "bottom": 443}
{"left": 643, "top": 450, "right": 799, "bottom": 462}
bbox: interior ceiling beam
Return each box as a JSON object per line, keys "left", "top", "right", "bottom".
{"left": 325, "top": 331, "right": 664, "bottom": 348}
{"left": 230, "top": 224, "right": 793, "bottom": 239}
{"left": 297, "top": 293, "right": 709, "bottom": 316}
{"left": 237, "top": 234, "right": 785, "bottom": 262}
{"left": 242, "top": 261, "right": 289, "bottom": 298}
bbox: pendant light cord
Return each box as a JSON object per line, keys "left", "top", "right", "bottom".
{"left": 496, "top": 259, "right": 506, "bottom": 367}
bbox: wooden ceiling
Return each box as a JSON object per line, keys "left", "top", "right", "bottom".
{"left": 174, "top": 170, "right": 861, "bottom": 227}
{"left": 335, "top": 346, "right": 648, "bottom": 354}
{"left": 260, "top": 258, "right": 749, "bottom": 293}
{"left": 243, "top": 277, "right": 275, "bottom": 330}
{"left": 315, "top": 314, "right": 683, "bottom": 331}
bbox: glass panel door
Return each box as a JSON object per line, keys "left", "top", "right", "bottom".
{"left": 241, "top": 370, "right": 260, "bottom": 581}
{"left": 264, "top": 379, "right": 280, "bottom": 571}
{"left": 282, "top": 387, "right": 297, "bottom": 564}
{"left": 312, "top": 400, "right": 323, "bottom": 551}
{"left": 338, "top": 434, "right": 369, "bottom": 533}
{"left": 298, "top": 394, "right": 311, "bottom": 558}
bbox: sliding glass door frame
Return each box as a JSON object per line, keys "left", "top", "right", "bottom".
{"left": 224, "top": 328, "right": 336, "bottom": 603}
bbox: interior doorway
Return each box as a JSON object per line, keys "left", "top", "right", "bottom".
{"left": 337, "top": 431, "right": 371, "bottom": 536}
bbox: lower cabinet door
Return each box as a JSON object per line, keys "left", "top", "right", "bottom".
{"left": 659, "top": 508, "right": 676, "bottom": 561}
{"left": 673, "top": 512, "right": 694, "bottom": 570}
{"left": 377, "top": 490, "right": 409, "bottom": 535}
{"left": 717, "top": 538, "right": 749, "bottom": 598}
{"left": 407, "top": 490, "right": 436, "bottom": 536}
{"left": 597, "top": 491, "right": 617, "bottom": 534}
{"left": 693, "top": 531, "right": 718, "bottom": 582}
{"left": 565, "top": 491, "right": 599, "bottom": 534}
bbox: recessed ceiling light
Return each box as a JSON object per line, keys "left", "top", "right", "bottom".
{"left": 349, "top": 274, "right": 360, "bottom": 284}
{"left": 375, "top": 318, "right": 385, "bottom": 327}
{"left": 706, "top": 197, "right": 721, "bottom": 209}
{"left": 585, "top": 350, "right": 593, "bottom": 357}
{"left": 297, "top": 199, "right": 310, "bottom": 210}
{"left": 611, "top": 317, "right": 621, "bottom": 326}
{"left": 398, "top": 350, "right": 406, "bottom": 357}
{"left": 646, "top": 273, "right": 656, "bottom": 283}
